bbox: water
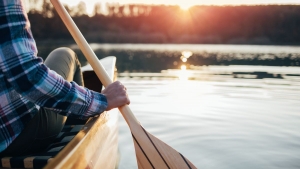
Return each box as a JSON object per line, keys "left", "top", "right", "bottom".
{"left": 117, "top": 72, "right": 300, "bottom": 169}
{"left": 67, "top": 44, "right": 300, "bottom": 72}
{"left": 82, "top": 43, "right": 300, "bottom": 54}
{"left": 39, "top": 43, "right": 300, "bottom": 168}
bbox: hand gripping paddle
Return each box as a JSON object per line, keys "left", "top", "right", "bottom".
{"left": 50, "top": 1, "right": 197, "bottom": 168}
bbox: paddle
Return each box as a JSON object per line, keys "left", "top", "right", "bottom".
{"left": 50, "top": 1, "right": 197, "bottom": 168}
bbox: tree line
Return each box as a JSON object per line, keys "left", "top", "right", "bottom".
{"left": 28, "top": 1, "right": 300, "bottom": 45}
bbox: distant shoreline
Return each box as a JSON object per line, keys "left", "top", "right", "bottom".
{"left": 36, "top": 39, "right": 300, "bottom": 47}
{"left": 30, "top": 5, "right": 300, "bottom": 46}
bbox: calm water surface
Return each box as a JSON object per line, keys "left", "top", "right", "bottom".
{"left": 42, "top": 43, "right": 300, "bottom": 168}
{"left": 86, "top": 43, "right": 300, "bottom": 54}
{"left": 117, "top": 69, "right": 300, "bottom": 169}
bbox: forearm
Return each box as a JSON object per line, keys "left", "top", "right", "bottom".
{"left": 0, "top": 0, "right": 107, "bottom": 118}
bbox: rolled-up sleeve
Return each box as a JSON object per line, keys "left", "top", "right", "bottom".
{"left": 0, "top": 0, "right": 107, "bottom": 119}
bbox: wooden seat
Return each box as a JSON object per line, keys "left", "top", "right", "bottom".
{"left": 0, "top": 124, "right": 84, "bottom": 169}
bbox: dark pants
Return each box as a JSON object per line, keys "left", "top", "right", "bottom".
{"left": 1, "top": 47, "right": 84, "bottom": 156}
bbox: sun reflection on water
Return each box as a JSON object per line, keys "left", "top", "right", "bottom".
{"left": 180, "top": 51, "right": 193, "bottom": 63}
{"left": 178, "top": 65, "right": 189, "bottom": 80}
{"left": 181, "top": 65, "right": 187, "bottom": 70}
{"left": 178, "top": 51, "right": 193, "bottom": 80}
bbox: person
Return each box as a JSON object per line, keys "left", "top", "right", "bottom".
{"left": 0, "top": 0, "right": 130, "bottom": 156}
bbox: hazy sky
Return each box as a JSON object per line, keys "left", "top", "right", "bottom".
{"left": 60, "top": 0, "right": 300, "bottom": 14}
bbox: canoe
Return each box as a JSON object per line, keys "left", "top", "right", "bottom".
{"left": 0, "top": 56, "right": 119, "bottom": 169}
{"left": 44, "top": 56, "right": 119, "bottom": 169}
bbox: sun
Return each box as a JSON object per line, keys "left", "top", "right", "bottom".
{"left": 179, "top": 3, "right": 193, "bottom": 10}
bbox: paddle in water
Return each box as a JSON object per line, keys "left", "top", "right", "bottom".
{"left": 50, "top": 0, "right": 197, "bottom": 168}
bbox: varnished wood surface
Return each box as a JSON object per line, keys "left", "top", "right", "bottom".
{"left": 44, "top": 56, "right": 118, "bottom": 169}
{"left": 50, "top": 1, "right": 197, "bottom": 168}
{"left": 44, "top": 110, "right": 119, "bottom": 169}
{"left": 133, "top": 126, "right": 196, "bottom": 169}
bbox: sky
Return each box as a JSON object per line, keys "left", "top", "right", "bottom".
{"left": 60, "top": 0, "right": 300, "bottom": 14}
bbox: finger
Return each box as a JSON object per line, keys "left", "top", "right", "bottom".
{"left": 116, "top": 81, "right": 123, "bottom": 86}
{"left": 125, "top": 94, "right": 130, "bottom": 105}
{"left": 127, "top": 97, "right": 130, "bottom": 105}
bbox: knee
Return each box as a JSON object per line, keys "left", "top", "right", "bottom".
{"left": 49, "top": 47, "right": 76, "bottom": 60}
{"left": 45, "top": 47, "right": 79, "bottom": 66}
{"left": 44, "top": 47, "right": 81, "bottom": 81}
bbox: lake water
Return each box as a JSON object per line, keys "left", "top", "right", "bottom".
{"left": 40, "top": 43, "right": 300, "bottom": 168}
{"left": 84, "top": 44, "right": 300, "bottom": 169}
{"left": 68, "top": 43, "right": 300, "bottom": 72}
{"left": 85, "top": 43, "right": 300, "bottom": 54}
{"left": 117, "top": 71, "right": 300, "bottom": 169}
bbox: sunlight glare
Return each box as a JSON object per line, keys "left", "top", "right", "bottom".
{"left": 181, "top": 57, "right": 187, "bottom": 62}
{"left": 60, "top": 0, "right": 300, "bottom": 14}
{"left": 61, "top": 0, "right": 100, "bottom": 15}
{"left": 180, "top": 4, "right": 191, "bottom": 11}
{"left": 178, "top": 65, "right": 189, "bottom": 80}
{"left": 182, "top": 51, "right": 193, "bottom": 58}
{"left": 180, "top": 51, "right": 192, "bottom": 63}
{"left": 179, "top": 3, "right": 192, "bottom": 10}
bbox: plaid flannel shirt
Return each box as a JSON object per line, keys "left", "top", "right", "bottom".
{"left": 0, "top": 0, "right": 107, "bottom": 152}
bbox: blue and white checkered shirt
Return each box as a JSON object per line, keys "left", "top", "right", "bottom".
{"left": 0, "top": 0, "right": 107, "bottom": 152}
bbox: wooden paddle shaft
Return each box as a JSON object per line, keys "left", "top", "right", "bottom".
{"left": 51, "top": 1, "right": 197, "bottom": 168}
{"left": 50, "top": 0, "right": 139, "bottom": 127}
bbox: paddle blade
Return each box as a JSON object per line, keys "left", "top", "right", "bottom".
{"left": 131, "top": 125, "right": 197, "bottom": 169}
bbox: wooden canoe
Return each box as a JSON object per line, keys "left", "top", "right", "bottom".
{"left": 0, "top": 56, "right": 119, "bottom": 169}
{"left": 44, "top": 56, "right": 119, "bottom": 169}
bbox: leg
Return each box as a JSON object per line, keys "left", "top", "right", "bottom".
{"left": 0, "top": 47, "right": 84, "bottom": 156}
{"left": 45, "top": 48, "right": 86, "bottom": 125}
{"left": 44, "top": 47, "right": 84, "bottom": 86}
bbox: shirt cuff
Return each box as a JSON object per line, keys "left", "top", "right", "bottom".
{"left": 85, "top": 90, "right": 108, "bottom": 117}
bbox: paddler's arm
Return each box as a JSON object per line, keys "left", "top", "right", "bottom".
{"left": 0, "top": 0, "right": 128, "bottom": 119}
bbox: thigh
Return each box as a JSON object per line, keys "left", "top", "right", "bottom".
{"left": 44, "top": 47, "right": 84, "bottom": 85}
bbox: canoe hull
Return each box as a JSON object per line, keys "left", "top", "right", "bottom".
{"left": 45, "top": 56, "right": 119, "bottom": 169}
